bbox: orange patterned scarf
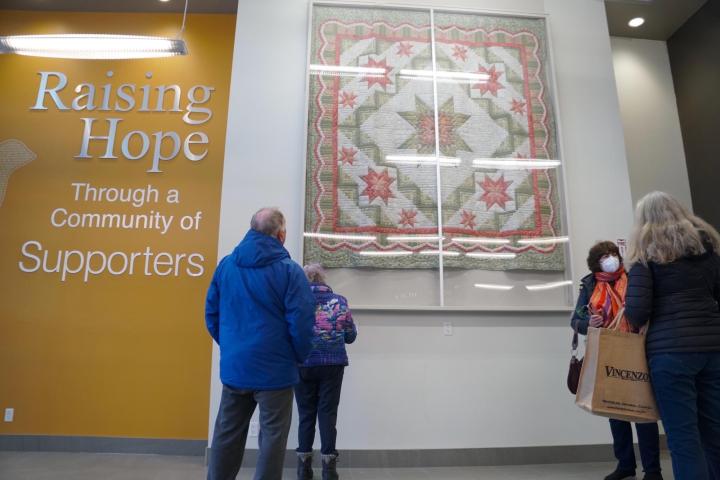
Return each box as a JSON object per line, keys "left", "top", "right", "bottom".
{"left": 589, "top": 268, "right": 631, "bottom": 332}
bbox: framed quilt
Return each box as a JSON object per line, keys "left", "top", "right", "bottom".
{"left": 304, "top": 4, "right": 569, "bottom": 275}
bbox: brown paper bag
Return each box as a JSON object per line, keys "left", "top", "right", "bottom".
{"left": 575, "top": 309, "right": 659, "bottom": 423}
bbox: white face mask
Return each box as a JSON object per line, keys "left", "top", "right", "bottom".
{"left": 600, "top": 255, "right": 621, "bottom": 273}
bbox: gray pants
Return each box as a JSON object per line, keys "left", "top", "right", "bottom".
{"left": 207, "top": 386, "right": 293, "bottom": 480}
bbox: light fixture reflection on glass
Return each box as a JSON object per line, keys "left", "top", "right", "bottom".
{"left": 628, "top": 17, "right": 645, "bottom": 28}
{"left": 385, "top": 155, "right": 461, "bottom": 166}
{"left": 398, "top": 69, "right": 490, "bottom": 84}
{"left": 358, "top": 251, "right": 413, "bottom": 257}
{"left": 0, "top": 34, "right": 188, "bottom": 59}
{"left": 472, "top": 158, "right": 561, "bottom": 170}
{"left": 517, "top": 236, "right": 569, "bottom": 245}
{"left": 386, "top": 235, "right": 444, "bottom": 242}
{"left": 309, "top": 65, "right": 385, "bottom": 77}
{"left": 474, "top": 283, "right": 514, "bottom": 291}
{"left": 525, "top": 280, "right": 573, "bottom": 291}
{"left": 419, "top": 250, "right": 461, "bottom": 256}
{"left": 465, "top": 252, "right": 517, "bottom": 259}
{"left": 452, "top": 237, "right": 511, "bottom": 245}
{"left": 304, "top": 232, "right": 376, "bottom": 241}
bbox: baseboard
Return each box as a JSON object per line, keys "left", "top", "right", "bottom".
{"left": 1, "top": 435, "right": 667, "bottom": 468}
{"left": 0, "top": 435, "right": 206, "bottom": 456}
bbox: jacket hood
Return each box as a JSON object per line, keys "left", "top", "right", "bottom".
{"left": 232, "top": 229, "right": 290, "bottom": 268}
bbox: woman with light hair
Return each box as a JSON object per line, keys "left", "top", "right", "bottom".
{"left": 295, "top": 264, "right": 357, "bottom": 480}
{"left": 625, "top": 191, "right": 720, "bottom": 480}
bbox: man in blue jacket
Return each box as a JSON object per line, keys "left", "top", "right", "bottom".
{"left": 206, "top": 207, "right": 316, "bottom": 480}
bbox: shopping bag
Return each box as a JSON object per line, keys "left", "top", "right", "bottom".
{"left": 575, "top": 308, "right": 659, "bottom": 422}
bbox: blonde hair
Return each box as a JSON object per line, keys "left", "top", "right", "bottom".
{"left": 303, "top": 263, "right": 326, "bottom": 284}
{"left": 627, "top": 191, "right": 720, "bottom": 265}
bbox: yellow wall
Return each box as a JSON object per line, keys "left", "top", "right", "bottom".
{"left": 0, "top": 11, "right": 235, "bottom": 439}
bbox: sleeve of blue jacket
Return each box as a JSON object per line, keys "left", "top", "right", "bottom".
{"left": 205, "top": 266, "right": 221, "bottom": 344}
{"left": 625, "top": 262, "right": 654, "bottom": 329}
{"left": 284, "top": 263, "right": 316, "bottom": 363}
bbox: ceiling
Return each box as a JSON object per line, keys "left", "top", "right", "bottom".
{"left": 0, "top": 0, "right": 707, "bottom": 39}
{"left": 0, "top": 0, "right": 237, "bottom": 14}
{"left": 605, "top": 0, "right": 707, "bottom": 40}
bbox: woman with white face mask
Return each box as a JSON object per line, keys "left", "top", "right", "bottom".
{"left": 571, "top": 241, "right": 663, "bottom": 480}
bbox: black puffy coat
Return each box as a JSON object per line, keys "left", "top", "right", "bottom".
{"left": 625, "top": 247, "right": 720, "bottom": 355}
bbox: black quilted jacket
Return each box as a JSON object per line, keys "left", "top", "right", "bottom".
{"left": 625, "top": 246, "right": 720, "bottom": 355}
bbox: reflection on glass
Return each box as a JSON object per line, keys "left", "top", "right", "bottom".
{"left": 474, "top": 283, "right": 514, "bottom": 291}
{"left": 386, "top": 235, "right": 443, "bottom": 242}
{"left": 419, "top": 250, "right": 460, "bottom": 256}
{"left": 304, "top": 232, "right": 376, "bottom": 241}
{"left": 525, "top": 280, "right": 573, "bottom": 291}
{"left": 385, "top": 155, "right": 461, "bottom": 166}
{"left": 517, "top": 236, "right": 570, "bottom": 245}
{"left": 465, "top": 252, "right": 517, "bottom": 259}
{"left": 471, "top": 158, "right": 562, "bottom": 170}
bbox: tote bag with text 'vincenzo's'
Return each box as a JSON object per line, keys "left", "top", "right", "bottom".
{"left": 575, "top": 308, "right": 659, "bottom": 423}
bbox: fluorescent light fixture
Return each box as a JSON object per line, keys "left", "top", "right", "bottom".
{"left": 358, "top": 250, "right": 413, "bottom": 257}
{"left": 472, "top": 158, "right": 561, "bottom": 170}
{"left": 309, "top": 64, "right": 386, "bottom": 77}
{"left": 399, "top": 69, "right": 490, "bottom": 82}
{"left": 525, "top": 280, "right": 573, "bottom": 291}
{"left": 465, "top": 252, "right": 517, "bottom": 260}
{"left": 304, "top": 232, "right": 376, "bottom": 241}
{"left": 474, "top": 283, "right": 514, "bottom": 291}
{"left": 0, "top": 34, "right": 187, "bottom": 59}
{"left": 419, "top": 250, "right": 461, "bottom": 256}
{"left": 385, "top": 155, "right": 461, "bottom": 166}
{"left": 386, "top": 235, "right": 444, "bottom": 242}
{"left": 628, "top": 17, "right": 645, "bottom": 28}
{"left": 452, "top": 237, "right": 511, "bottom": 245}
{"left": 517, "top": 236, "right": 569, "bottom": 245}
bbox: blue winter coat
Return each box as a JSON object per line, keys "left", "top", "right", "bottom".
{"left": 205, "top": 229, "right": 316, "bottom": 390}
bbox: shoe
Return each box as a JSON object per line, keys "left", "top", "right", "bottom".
{"left": 604, "top": 469, "right": 636, "bottom": 480}
{"left": 321, "top": 454, "right": 339, "bottom": 480}
{"left": 642, "top": 473, "right": 663, "bottom": 480}
{"left": 297, "top": 452, "right": 313, "bottom": 480}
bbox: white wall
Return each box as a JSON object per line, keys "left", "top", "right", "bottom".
{"left": 610, "top": 37, "right": 692, "bottom": 209}
{"left": 210, "top": 0, "right": 635, "bottom": 449}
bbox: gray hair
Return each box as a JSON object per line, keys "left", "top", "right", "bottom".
{"left": 303, "top": 263, "right": 327, "bottom": 284}
{"left": 250, "top": 207, "right": 285, "bottom": 237}
{"left": 627, "top": 191, "right": 720, "bottom": 265}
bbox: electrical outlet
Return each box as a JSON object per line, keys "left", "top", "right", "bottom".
{"left": 443, "top": 322, "right": 453, "bottom": 336}
{"left": 249, "top": 421, "right": 259, "bottom": 437}
{"left": 4, "top": 408, "right": 14, "bottom": 422}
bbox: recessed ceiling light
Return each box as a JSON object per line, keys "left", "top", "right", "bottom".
{"left": 628, "top": 17, "right": 645, "bottom": 28}
{"left": 159, "top": 0, "right": 171, "bottom": 2}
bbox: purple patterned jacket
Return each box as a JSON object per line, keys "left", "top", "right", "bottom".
{"left": 301, "top": 283, "right": 357, "bottom": 367}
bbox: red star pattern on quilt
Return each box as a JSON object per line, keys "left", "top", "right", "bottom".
{"left": 452, "top": 45, "right": 468, "bottom": 62}
{"left": 460, "top": 209, "right": 477, "bottom": 230}
{"left": 510, "top": 99, "right": 526, "bottom": 115}
{"left": 478, "top": 174, "right": 513, "bottom": 210}
{"left": 396, "top": 42, "right": 414, "bottom": 57}
{"left": 474, "top": 65, "right": 504, "bottom": 97}
{"left": 418, "top": 112, "right": 456, "bottom": 148}
{"left": 339, "top": 146, "right": 357, "bottom": 165}
{"left": 339, "top": 91, "right": 358, "bottom": 108}
{"left": 361, "top": 168, "right": 396, "bottom": 204}
{"left": 398, "top": 208, "right": 418, "bottom": 227}
{"left": 362, "top": 58, "right": 393, "bottom": 90}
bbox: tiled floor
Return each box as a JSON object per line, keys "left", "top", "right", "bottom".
{"left": 0, "top": 452, "right": 674, "bottom": 479}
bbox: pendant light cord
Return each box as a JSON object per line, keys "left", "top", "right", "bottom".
{"left": 179, "top": 0, "right": 189, "bottom": 38}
